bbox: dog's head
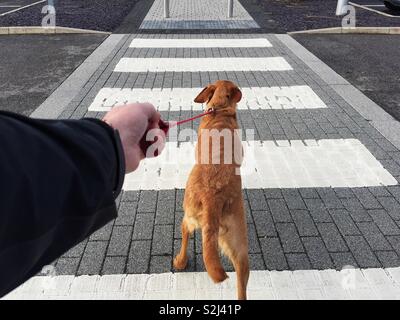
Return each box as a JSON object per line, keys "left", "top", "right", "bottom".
{"left": 194, "top": 80, "right": 242, "bottom": 112}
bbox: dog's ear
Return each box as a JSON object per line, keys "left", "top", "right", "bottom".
{"left": 231, "top": 87, "right": 242, "bottom": 103}
{"left": 194, "top": 85, "right": 216, "bottom": 103}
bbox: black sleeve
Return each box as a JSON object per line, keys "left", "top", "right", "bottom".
{"left": 0, "top": 110, "right": 125, "bottom": 297}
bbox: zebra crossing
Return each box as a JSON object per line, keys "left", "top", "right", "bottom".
{"left": 6, "top": 32, "right": 400, "bottom": 300}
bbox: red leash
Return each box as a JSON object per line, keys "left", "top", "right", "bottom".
{"left": 140, "top": 108, "right": 215, "bottom": 156}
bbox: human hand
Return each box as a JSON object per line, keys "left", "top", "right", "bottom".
{"left": 102, "top": 103, "right": 165, "bottom": 173}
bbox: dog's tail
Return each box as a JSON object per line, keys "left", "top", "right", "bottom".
{"left": 202, "top": 209, "right": 228, "bottom": 283}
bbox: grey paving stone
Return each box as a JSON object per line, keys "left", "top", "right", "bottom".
{"left": 368, "top": 187, "right": 391, "bottom": 198}
{"left": 368, "top": 210, "right": 400, "bottom": 235}
{"left": 352, "top": 188, "right": 382, "bottom": 210}
{"left": 304, "top": 198, "right": 332, "bottom": 223}
{"left": 387, "top": 236, "right": 400, "bottom": 255}
{"left": 89, "top": 221, "right": 114, "bottom": 241}
{"left": 268, "top": 199, "right": 292, "bottom": 223}
{"left": 247, "top": 223, "right": 261, "bottom": 254}
{"left": 127, "top": 240, "right": 151, "bottom": 273}
{"left": 196, "top": 254, "right": 205, "bottom": 271}
{"left": 77, "top": 241, "right": 108, "bottom": 275}
{"left": 356, "top": 222, "right": 392, "bottom": 251}
{"left": 263, "top": 189, "right": 283, "bottom": 199}
{"left": 173, "top": 238, "right": 195, "bottom": 272}
{"left": 340, "top": 198, "right": 372, "bottom": 222}
{"left": 176, "top": 189, "right": 185, "bottom": 209}
{"left": 333, "top": 188, "right": 355, "bottom": 199}
{"left": 249, "top": 254, "right": 266, "bottom": 270}
{"left": 244, "top": 200, "right": 252, "bottom": 222}
{"left": 260, "top": 237, "right": 288, "bottom": 270}
{"left": 317, "top": 188, "right": 343, "bottom": 209}
{"left": 63, "top": 240, "right": 87, "bottom": 258}
{"left": 194, "top": 230, "right": 202, "bottom": 254}
{"left": 132, "top": 213, "right": 155, "bottom": 240}
{"left": 299, "top": 188, "right": 319, "bottom": 199}
{"left": 156, "top": 190, "right": 175, "bottom": 224}
{"left": 377, "top": 197, "right": 400, "bottom": 220}
{"left": 330, "top": 209, "right": 361, "bottom": 236}
{"left": 388, "top": 186, "right": 400, "bottom": 202}
{"left": 252, "top": 210, "right": 277, "bottom": 237}
{"left": 102, "top": 256, "right": 126, "bottom": 275}
{"left": 152, "top": 225, "right": 174, "bottom": 255}
{"left": 55, "top": 258, "right": 80, "bottom": 275}
{"left": 302, "top": 237, "right": 334, "bottom": 269}
{"left": 276, "top": 223, "right": 304, "bottom": 253}
{"left": 282, "top": 189, "right": 307, "bottom": 210}
{"left": 150, "top": 256, "right": 171, "bottom": 274}
{"left": 344, "top": 236, "right": 381, "bottom": 268}
{"left": 115, "top": 201, "right": 137, "bottom": 226}
{"left": 107, "top": 226, "right": 133, "bottom": 256}
{"left": 291, "top": 210, "right": 319, "bottom": 236}
{"left": 330, "top": 252, "right": 358, "bottom": 269}
{"left": 247, "top": 189, "right": 268, "bottom": 211}
{"left": 376, "top": 251, "right": 400, "bottom": 267}
{"left": 316, "top": 223, "right": 348, "bottom": 253}
{"left": 174, "top": 211, "right": 184, "bottom": 239}
{"left": 137, "top": 190, "right": 157, "bottom": 213}
{"left": 286, "top": 253, "right": 311, "bottom": 270}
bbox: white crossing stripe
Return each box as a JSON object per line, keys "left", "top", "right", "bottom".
{"left": 88, "top": 86, "right": 327, "bottom": 112}
{"left": 122, "top": 139, "right": 397, "bottom": 190}
{"left": 130, "top": 38, "right": 273, "bottom": 48}
{"left": 4, "top": 268, "right": 400, "bottom": 300}
{"left": 114, "top": 57, "right": 292, "bottom": 72}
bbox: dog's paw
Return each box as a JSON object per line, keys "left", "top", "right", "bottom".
{"left": 173, "top": 255, "right": 188, "bottom": 270}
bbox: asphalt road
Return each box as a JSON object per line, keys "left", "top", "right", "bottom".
{"left": 293, "top": 34, "right": 400, "bottom": 121}
{"left": 0, "top": 0, "right": 140, "bottom": 32}
{"left": 0, "top": 34, "right": 107, "bottom": 116}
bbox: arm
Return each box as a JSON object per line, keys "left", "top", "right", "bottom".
{"left": 0, "top": 103, "right": 161, "bottom": 297}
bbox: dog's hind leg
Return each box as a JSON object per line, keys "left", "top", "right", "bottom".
{"left": 231, "top": 250, "right": 249, "bottom": 300}
{"left": 173, "top": 219, "right": 190, "bottom": 270}
{"left": 219, "top": 213, "right": 249, "bottom": 300}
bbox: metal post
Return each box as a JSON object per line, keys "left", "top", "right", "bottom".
{"left": 228, "top": 0, "right": 233, "bottom": 18}
{"left": 164, "top": 0, "right": 170, "bottom": 18}
{"left": 336, "top": 0, "right": 349, "bottom": 15}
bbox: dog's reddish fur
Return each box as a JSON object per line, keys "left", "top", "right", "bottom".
{"left": 173, "top": 80, "right": 249, "bottom": 300}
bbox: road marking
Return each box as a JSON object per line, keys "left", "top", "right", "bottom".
{"left": 349, "top": 2, "right": 400, "bottom": 18}
{"left": 3, "top": 268, "right": 400, "bottom": 300}
{"left": 130, "top": 38, "right": 272, "bottom": 48}
{"left": 114, "top": 57, "right": 292, "bottom": 72}
{"left": 122, "top": 139, "right": 397, "bottom": 190}
{"left": 88, "top": 86, "right": 327, "bottom": 112}
{"left": 0, "top": 0, "right": 46, "bottom": 17}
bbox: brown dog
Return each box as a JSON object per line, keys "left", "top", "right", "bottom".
{"left": 173, "top": 80, "right": 249, "bottom": 300}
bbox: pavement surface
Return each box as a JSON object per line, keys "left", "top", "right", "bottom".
{"left": 293, "top": 34, "right": 400, "bottom": 122}
{"left": 0, "top": 0, "right": 140, "bottom": 32}
{"left": 0, "top": 34, "right": 107, "bottom": 116}
{"left": 3, "top": 0, "right": 400, "bottom": 300}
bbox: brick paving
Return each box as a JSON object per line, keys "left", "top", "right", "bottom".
{"left": 44, "top": 30, "right": 400, "bottom": 277}
{"left": 140, "top": 0, "right": 259, "bottom": 29}
{"left": 0, "top": 1, "right": 386, "bottom": 291}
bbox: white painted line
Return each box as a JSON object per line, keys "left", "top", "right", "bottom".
{"left": 0, "top": 0, "right": 46, "bottom": 17}
{"left": 114, "top": 57, "right": 293, "bottom": 72}
{"left": 349, "top": 2, "right": 400, "bottom": 18}
{"left": 88, "top": 86, "right": 327, "bottom": 112}
{"left": 3, "top": 268, "right": 400, "bottom": 300}
{"left": 130, "top": 38, "right": 272, "bottom": 48}
{"left": 122, "top": 139, "right": 397, "bottom": 190}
